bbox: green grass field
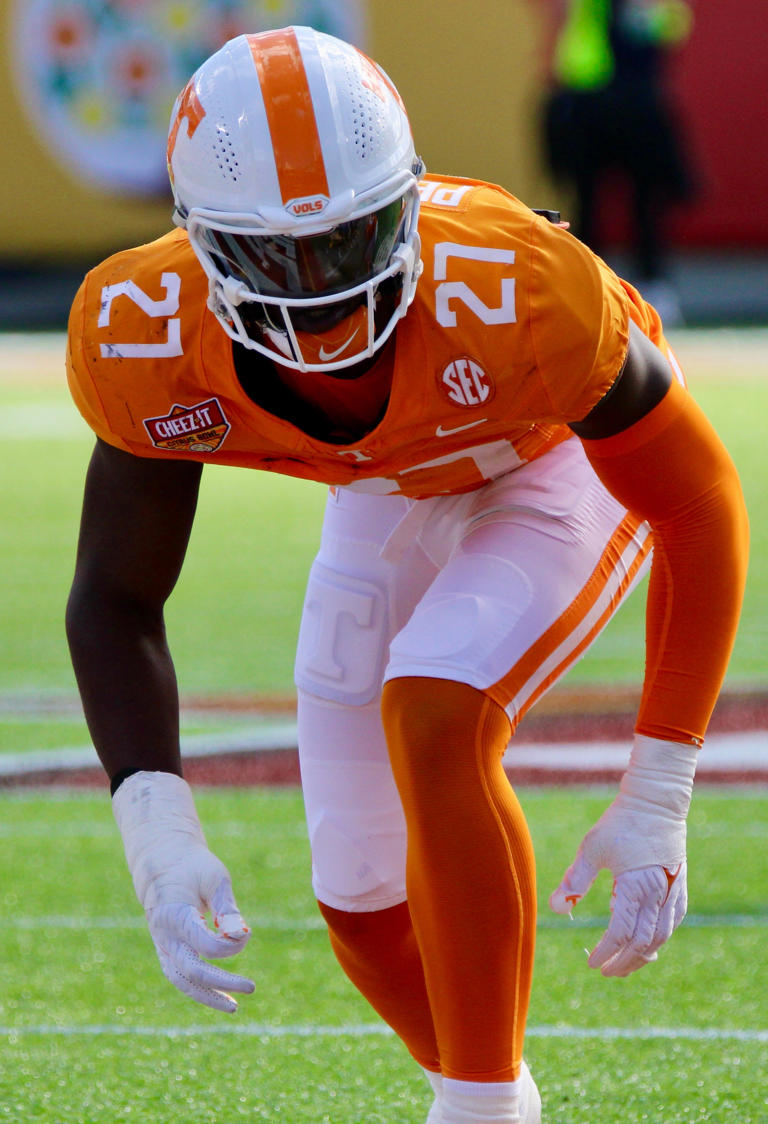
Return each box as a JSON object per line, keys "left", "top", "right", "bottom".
{"left": 1, "top": 331, "right": 766, "bottom": 1120}
{"left": 0, "top": 786, "right": 766, "bottom": 1122}
{"left": 1, "top": 329, "right": 767, "bottom": 756}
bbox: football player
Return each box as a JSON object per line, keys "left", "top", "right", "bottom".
{"left": 65, "top": 26, "right": 748, "bottom": 1124}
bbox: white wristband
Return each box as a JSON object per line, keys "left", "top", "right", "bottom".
{"left": 621, "top": 733, "right": 698, "bottom": 820}
{"left": 601, "top": 733, "right": 698, "bottom": 874}
{"left": 112, "top": 770, "right": 206, "bottom": 908}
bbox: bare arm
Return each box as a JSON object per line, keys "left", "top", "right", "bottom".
{"left": 66, "top": 438, "right": 203, "bottom": 783}
{"left": 66, "top": 439, "right": 255, "bottom": 1009}
{"left": 569, "top": 319, "right": 672, "bottom": 440}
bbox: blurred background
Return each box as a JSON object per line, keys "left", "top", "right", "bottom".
{"left": 1, "top": 0, "right": 767, "bottom": 329}
{"left": 0, "top": 0, "right": 765, "bottom": 775}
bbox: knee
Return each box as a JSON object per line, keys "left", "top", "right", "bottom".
{"left": 381, "top": 676, "right": 511, "bottom": 796}
{"left": 307, "top": 804, "right": 407, "bottom": 912}
{"left": 318, "top": 899, "right": 412, "bottom": 957}
{"left": 382, "top": 677, "right": 469, "bottom": 780}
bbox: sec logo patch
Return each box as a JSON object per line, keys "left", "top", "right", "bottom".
{"left": 439, "top": 357, "right": 494, "bottom": 408}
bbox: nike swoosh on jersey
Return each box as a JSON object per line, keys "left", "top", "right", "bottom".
{"left": 318, "top": 330, "right": 360, "bottom": 361}
{"left": 435, "top": 418, "right": 488, "bottom": 437}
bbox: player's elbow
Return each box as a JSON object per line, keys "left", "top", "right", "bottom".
{"left": 66, "top": 567, "right": 166, "bottom": 668}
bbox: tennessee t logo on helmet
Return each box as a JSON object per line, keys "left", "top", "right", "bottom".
{"left": 166, "top": 79, "right": 207, "bottom": 190}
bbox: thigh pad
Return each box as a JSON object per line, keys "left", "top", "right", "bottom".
{"left": 295, "top": 561, "right": 389, "bottom": 706}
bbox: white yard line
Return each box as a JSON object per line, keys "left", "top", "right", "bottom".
{"left": 5, "top": 329, "right": 768, "bottom": 385}
{"left": 503, "top": 730, "right": 768, "bottom": 773}
{"left": 666, "top": 327, "right": 768, "bottom": 379}
{"left": 0, "top": 402, "right": 89, "bottom": 439}
{"left": 11, "top": 912, "right": 768, "bottom": 931}
{"left": 0, "top": 726, "right": 764, "bottom": 777}
{"left": 3, "top": 1022, "right": 766, "bottom": 1043}
{"left": 0, "top": 723, "right": 299, "bottom": 776}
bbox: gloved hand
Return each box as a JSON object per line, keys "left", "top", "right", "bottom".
{"left": 550, "top": 734, "right": 697, "bottom": 977}
{"left": 113, "top": 770, "right": 255, "bottom": 1012}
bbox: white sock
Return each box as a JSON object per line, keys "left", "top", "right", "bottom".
{"left": 441, "top": 1077, "right": 522, "bottom": 1124}
{"left": 422, "top": 1066, "right": 443, "bottom": 1124}
{"left": 423, "top": 1067, "right": 443, "bottom": 1096}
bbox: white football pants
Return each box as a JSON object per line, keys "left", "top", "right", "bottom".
{"left": 294, "top": 436, "right": 651, "bottom": 912}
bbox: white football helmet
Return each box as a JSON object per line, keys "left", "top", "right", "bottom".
{"left": 167, "top": 26, "right": 424, "bottom": 372}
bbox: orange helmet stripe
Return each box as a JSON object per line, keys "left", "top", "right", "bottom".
{"left": 248, "top": 28, "right": 330, "bottom": 205}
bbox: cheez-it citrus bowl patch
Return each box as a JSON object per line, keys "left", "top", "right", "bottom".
{"left": 143, "top": 398, "right": 230, "bottom": 453}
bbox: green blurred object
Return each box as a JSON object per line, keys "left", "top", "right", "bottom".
{"left": 553, "top": 0, "right": 616, "bottom": 89}
{"left": 553, "top": 0, "right": 693, "bottom": 90}
{"left": 625, "top": 0, "right": 694, "bottom": 47}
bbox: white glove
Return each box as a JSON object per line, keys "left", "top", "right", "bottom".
{"left": 113, "top": 770, "right": 255, "bottom": 1012}
{"left": 549, "top": 734, "right": 697, "bottom": 977}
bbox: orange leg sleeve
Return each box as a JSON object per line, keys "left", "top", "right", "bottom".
{"left": 318, "top": 900, "right": 440, "bottom": 1071}
{"left": 381, "top": 676, "right": 536, "bottom": 1082}
{"left": 582, "top": 377, "right": 749, "bottom": 743}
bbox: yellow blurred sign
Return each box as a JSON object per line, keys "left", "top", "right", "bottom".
{"left": 0, "top": 0, "right": 548, "bottom": 263}
{"left": 11, "top": 0, "right": 367, "bottom": 195}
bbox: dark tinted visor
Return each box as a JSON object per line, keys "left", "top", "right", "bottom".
{"left": 198, "top": 197, "right": 408, "bottom": 299}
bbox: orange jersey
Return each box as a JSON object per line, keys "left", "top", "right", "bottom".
{"left": 67, "top": 175, "right": 665, "bottom": 499}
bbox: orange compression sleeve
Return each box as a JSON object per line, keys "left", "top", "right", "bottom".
{"left": 318, "top": 900, "right": 440, "bottom": 1071}
{"left": 581, "top": 377, "right": 749, "bottom": 744}
{"left": 382, "top": 677, "right": 536, "bottom": 1082}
